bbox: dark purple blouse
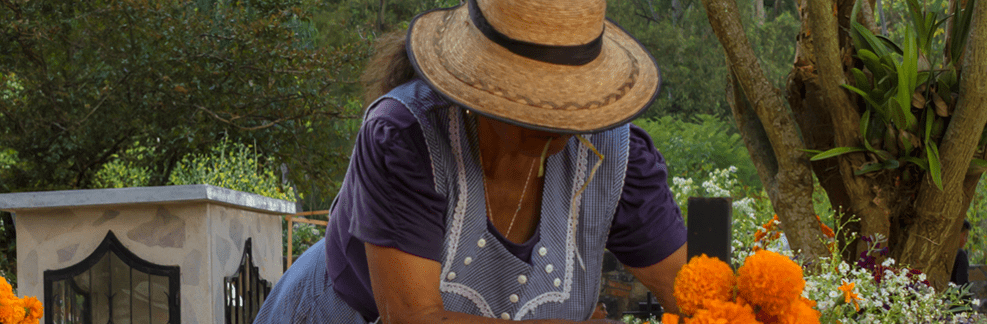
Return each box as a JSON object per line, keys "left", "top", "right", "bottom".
{"left": 325, "top": 99, "right": 687, "bottom": 320}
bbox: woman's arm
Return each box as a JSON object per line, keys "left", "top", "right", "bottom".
{"left": 365, "top": 243, "right": 621, "bottom": 324}
{"left": 623, "top": 243, "right": 687, "bottom": 315}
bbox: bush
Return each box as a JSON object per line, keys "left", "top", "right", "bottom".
{"left": 165, "top": 139, "right": 318, "bottom": 259}
{"left": 634, "top": 115, "right": 760, "bottom": 191}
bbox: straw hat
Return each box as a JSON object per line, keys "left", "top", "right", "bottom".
{"left": 407, "top": 0, "right": 661, "bottom": 134}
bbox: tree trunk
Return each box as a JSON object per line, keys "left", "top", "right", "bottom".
{"left": 707, "top": 0, "right": 986, "bottom": 289}
{"left": 377, "top": 0, "right": 386, "bottom": 31}
{"left": 895, "top": 1, "right": 987, "bottom": 289}
{"left": 754, "top": 0, "right": 766, "bottom": 25}
{"left": 702, "top": 0, "right": 829, "bottom": 261}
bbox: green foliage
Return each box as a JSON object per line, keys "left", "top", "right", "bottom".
{"left": 607, "top": 0, "right": 799, "bottom": 121}
{"left": 634, "top": 115, "right": 760, "bottom": 189}
{"left": 288, "top": 222, "right": 325, "bottom": 261}
{"left": 966, "top": 174, "right": 987, "bottom": 265}
{"left": 165, "top": 138, "right": 315, "bottom": 258}
{"left": 0, "top": 212, "right": 15, "bottom": 290}
{"left": 93, "top": 144, "right": 154, "bottom": 188}
{"left": 0, "top": 0, "right": 361, "bottom": 205}
{"left": 168, "top": 139, "right": 294, "bottom": 201}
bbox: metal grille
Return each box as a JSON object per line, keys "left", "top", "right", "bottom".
{"left": 224, "top": 238, "right": 272, "bottom": 324}
{"left": 44, "top": 231, "right": 180, "bottom": 324}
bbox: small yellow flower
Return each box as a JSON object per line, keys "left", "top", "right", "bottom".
{"left": 838, "top": 280, "right": 861, "bottom": 312}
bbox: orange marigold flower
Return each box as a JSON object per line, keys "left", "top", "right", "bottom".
{"left": 674, "top": 254, "right": 737, "bottom": 316}
{"left": 662, "top": 313, "right": 681, "bottom": 324}
{"left": 0, "top": 278, "right": 12, "bottom": 297}
{"left": 689, "top": 300, "right": 762, "bottom": 324}
{"left": 774, "top": 297, "right": 821, "bottom": 324}
{"left": 20, "top": 296, "right": 44, "bottom": 323}
{"left": 838, "top": 280, "right": 861, "bottom": 312}
{"left": 737, "top": 250, "right": 805, "bottom": 315}
{"left": 0, "top": 297, "right": 26, "bottom": 324}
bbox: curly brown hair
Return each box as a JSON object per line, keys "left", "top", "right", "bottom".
{"left": 360, "top": 30, "right": 417, "bottom": 108}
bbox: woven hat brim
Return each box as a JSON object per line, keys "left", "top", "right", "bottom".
{"left": 408, "top": 4, "right": 661, "bottom": 134}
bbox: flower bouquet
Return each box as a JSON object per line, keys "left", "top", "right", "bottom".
{"left": 663, "top": 250, "right": 819, "bottom": 323}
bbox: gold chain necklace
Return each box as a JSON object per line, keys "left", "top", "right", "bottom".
{"left": 480, "top": 150, "right": 538, "bottom": 239}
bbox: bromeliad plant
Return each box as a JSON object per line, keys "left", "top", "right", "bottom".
{"left": 808, "top": 0, "right": 979, "bottom": 189}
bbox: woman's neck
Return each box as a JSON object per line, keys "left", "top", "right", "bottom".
{"left": 475, "top": 115, "right": 571, "bottom": 243}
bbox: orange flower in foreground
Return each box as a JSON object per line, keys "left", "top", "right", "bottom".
{"left": 0, "top": 279, "right": 12, "bottom": 296}
{"left": 737, "top": 250, "right": 805, "bottom": 315}
{"left": 662, "top": 313, "right": 681, "bottom": 324}
{"left": 689, "top": 300, "right": 762, "bottom": 324}
{"left": 773, "top": 297, "right": 821, "bottom": 324}
{"left": 0, "top": 298, "right": 26, "bottom": 324}
{"left": 1, "top": 276, "right": 43, "bottom": 324}
{"left": 838, "top": 280, "right": 861, "bottom": 312}
{"left": 674, "top": 254, "right": 737, "bottom": 316}
{"left": 20, "top": 296, "right": 44, "bottom": 323}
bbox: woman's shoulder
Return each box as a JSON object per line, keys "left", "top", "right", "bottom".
{"left": 365, "top": 98, "right": 420, "bottom": 131}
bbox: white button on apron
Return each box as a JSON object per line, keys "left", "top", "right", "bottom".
{"left": 554, "top": 278, "right": 561, "bottom": 287}
{"left": 517, "top": 275, "right": 528, "bottom": 284}
{"left": 501, "top": 313, "right": 511, "bottom": 320}
{"left": 464, "top": 257, "right": 473, "bottom": 265}
{"left": 509, "top": 294, "right": 519, "bottom": 303}
{"left": 446, "top": 272, "right": 457, "bottom": 280}
{"left": 538, "top": 247, "right": 547, "bottom": 256}
{"left": 477, "top": 238, "right": 487, "bottom": 248}
{"left": 545, "top": 264, "right": 554, "bottom": 273}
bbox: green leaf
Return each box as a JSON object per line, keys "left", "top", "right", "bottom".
{"left": 857, "top": 49, "right": 883, "bottom": 76}
{"left": 902, "top": 156, "right": 929, "bottom": 170}
{"left": 855, "top": 162, "right": 885, "bottom": 175}
{"left": 950, "top": 0, "right": 977, "bottom": 64}
{"left": 810, "top": 146, "right": 868, "bottom": 161}
{"left": 860, "top": 109, "right": 872, "bottom": 148}
{"left": 883, "top": 159, "right": 900, "bottom": 169}
{"left": 843, "top": 84, "right": 884, "bottom": 110}
{"left": 927, "top": 141, "right": 943, "bottom": 190}
{"left": 875, "top": 35, "right": 904, "bottom": 55}
{"left": 851, "top": 68, "right": 871, "bottom": 93}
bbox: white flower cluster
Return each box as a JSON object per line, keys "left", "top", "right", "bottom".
{"left": 802, "top": 257, "right": 985, "bottom": 323}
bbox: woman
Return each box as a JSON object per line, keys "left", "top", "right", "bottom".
{"left": 255, "top": 0, "right": 687, "bottom": 323}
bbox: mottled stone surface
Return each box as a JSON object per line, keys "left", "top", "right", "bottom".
{"left": 230, "top": 217, "right": 243, "bottom": 247}
{"left": 183, "top": 295, "right": 199, "bottom": 324}
{"left": 56, "top": 244, "right": 79, "bottom": 263}
{"left": 183, "top": 249, "right": 203, "bottom": 286}
{"left": 24, "top": 209, "right": 77, "bottom": 244}
{"left": 127, "top": 207, "right": 186, "bottom": 248}
{"left": 92, "top": 210, "right": 119, "bottom": 226}
{"left": 22, "top": 249, "right": 38, "bottom": 287}
{"left": 217, "top": 236, "right": 231, "bottom": 263}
